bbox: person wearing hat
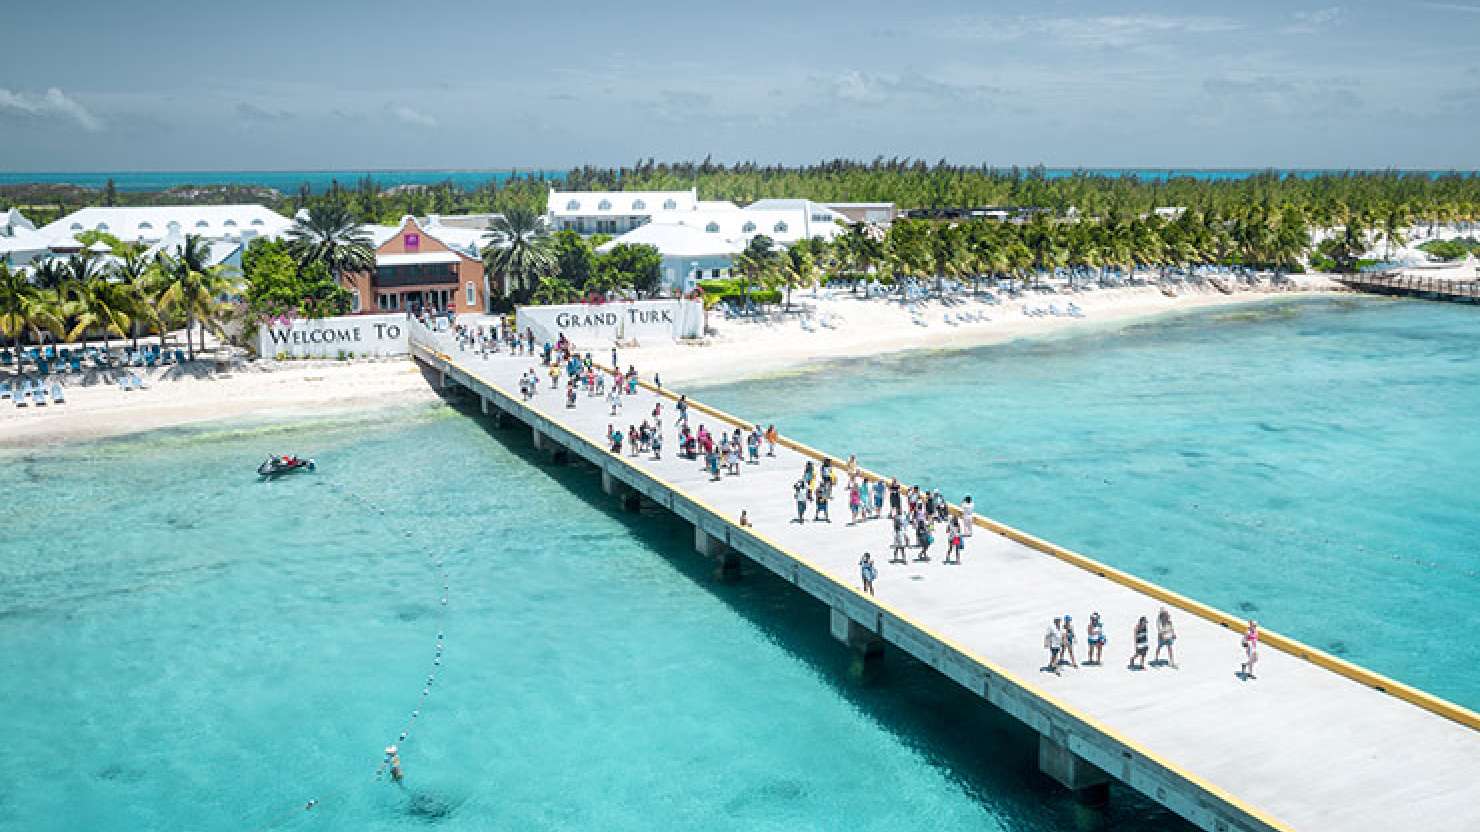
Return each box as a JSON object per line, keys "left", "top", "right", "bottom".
{"left": 1086, "top": 612, "right": 1107, "bottom": 665}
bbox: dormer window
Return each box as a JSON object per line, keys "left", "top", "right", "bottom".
{"left": 774, "top": 221, "right": 788, "bottom": 234}
{"left": 195, "top": 220, "right": 209, "bottom": 228}
{"left": 598, "top": 199, "right": 611, "bottom": 211}
{"left": 224, "top": 219, "right": 237, "bottom": 227}
{"left": 138, "top": 222, "right": 153, "bottom": 231}
{"left": 663, "top": 199, "right": 677, "bottom": 210}
{"left": 705, "top": 222, "right": 720, "bottom": 233}
{"left": 96, "top": 223, "right": 109, "bottom": 232}
{"left": 70, "top": 223, "right": 83, "bottom": 230}
{"left": 632, "top": 199, "right": 646, "bottom": 210}
{"left": 250, "top": 219, "right": 265, "bottom": 226}
{"left": 742, "top": 221, "right": 756, "bottom": 234}
{"left": 566, "top": 200, "right": 580, "bottom": 211}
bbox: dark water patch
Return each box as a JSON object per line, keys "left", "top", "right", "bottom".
{"left": 404, "top": 789, "right": 461, "bottom": 822}
{"left": 1327, "top": 641, "right": 1349, "bottom": 656}
{"left": 1150, "top": 565, "right": 1171, "bottom": 577}
{"left": 1255, "top": 422, "right": 1284, "bottom": 433}
{"left": 395, "top": 604, "right": 432, "bottom": 622}
{"left": 724, "top": 777, "right": 810, "bottom": 815}
{"left": 164, "top": 516, "right": 198, "bottom": 530}
{"left": 1237, "top": 601, "right": 1259, "bottom": 613}
{"left": 96, "top": 763, "right": 146, "bottom": 784}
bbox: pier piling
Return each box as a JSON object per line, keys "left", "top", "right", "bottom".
{"left": 1039, "top": 733, "right": 1111, "bottom": 805}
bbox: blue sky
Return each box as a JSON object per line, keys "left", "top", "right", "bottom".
{"left": 2, "top": 1, "right": 1478, "bottom": 170}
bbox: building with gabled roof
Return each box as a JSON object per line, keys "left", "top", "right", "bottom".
{"left": 340, "top": 216, "right": 488, "bottom": 315}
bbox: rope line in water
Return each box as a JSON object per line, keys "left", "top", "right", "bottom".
{"left": 246, "top": 475, "right": 455, "bottom": 830}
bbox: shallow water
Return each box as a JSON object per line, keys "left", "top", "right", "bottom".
{"left": 699, "top": 295, "right": 1480, "bottom": 709}
{"left": 0, "top": 405, "right": 1184, "bottom": 830}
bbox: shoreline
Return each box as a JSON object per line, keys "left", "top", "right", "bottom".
{"left": 2, "top": 284, "right": 1345, "bottom": 448}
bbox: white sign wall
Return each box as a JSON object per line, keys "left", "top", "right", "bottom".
{"left": 258, "top": 313, "right": 410, "bottom": 358}
{"left": 517, "top": 300, "right": 703, "bottom": 346}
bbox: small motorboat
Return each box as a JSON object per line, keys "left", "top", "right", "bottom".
{"left": 258, "top": 455, "right": 316, "bottom": 478}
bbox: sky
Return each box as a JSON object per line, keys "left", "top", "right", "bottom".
{"left": 2, "top": 0, "right": 1478, "bottom": 171}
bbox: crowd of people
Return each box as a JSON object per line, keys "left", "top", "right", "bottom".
{"left": 479, "top": 324, "right": 1270, "bottom": 685}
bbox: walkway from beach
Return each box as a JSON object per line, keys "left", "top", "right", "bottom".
{"left": 411, "top": 327, "right": 1480, "bottom": 832}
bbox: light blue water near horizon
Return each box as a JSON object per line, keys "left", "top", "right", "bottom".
{"left": 2, "top": 168, "right": 1476, "bottom": 194}
{"left": 698, "top": 295, "right": 1480, "bottom": 710}
{"left": 0, "top": 405, "right": 1185, "bottom": 831}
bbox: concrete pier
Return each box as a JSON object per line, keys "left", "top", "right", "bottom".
{"left": 603, "top": 469, "right": 642, "bottom": 512}
{"left": 695, "top": 526, "right": 742, "bottom": 580}
{"left": 411, "top": 330, "right": 1480, "bottom": 832}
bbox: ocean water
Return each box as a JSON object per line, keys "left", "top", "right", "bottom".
{"left": 698, "top": 295, "right": 1480, "bottom": 710}
{"left": 0, "top": 405, "right": 1184, "bottom": 831}
{"left": 1, "top": 168, "right": 1472, "bottom": 194}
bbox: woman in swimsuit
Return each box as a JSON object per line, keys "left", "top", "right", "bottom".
{"left": 859, "top": 552, "right": 877, "bottom": 596}
{"left": 1086, "top": 612, "right": 1106, "bottom": 665}
{"left": 1061, "top": 614, "right": 1079, "bottom": 668}
{"left": 1154, "top": 608, "right": 1178, "bottom": 668}
{"left": 1241, "top": 620, "right": 1260, "bottom": 680}
{"left": 1130, "top": 616, "right": 1149, "bottom": 669}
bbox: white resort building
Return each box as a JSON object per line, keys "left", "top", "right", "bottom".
{"left": 37, "top": 204, "right": 293, "bottom": 247}
{"left": 554, "top": 188, "right": 853, "bottom": 291}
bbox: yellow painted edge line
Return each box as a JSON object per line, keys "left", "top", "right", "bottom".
{"left": 584, "top": 360, "right": 1480, "bottom": 734}
{"left": 428, "top": 346, "right": 1293, "bottom": 830}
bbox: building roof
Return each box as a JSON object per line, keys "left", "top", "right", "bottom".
{"left": 141, "top": 231, "right": 243, "bottom": 269}
{"left": 376, "top": 251, "right": 464, "bottom": 266}
{"left": 596, "top": 222, "right": 743, "bottom": 258}
{"left": 547, "top": 188, "right": 698, "bottom": 217}
{"left": 0, "top": 224, "right": 54, "bottom": 258}
{"left": 39, "top": 204, "right": 292, "bottom": 243}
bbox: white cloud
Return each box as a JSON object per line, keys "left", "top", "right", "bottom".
{"left": 1284, "top": 6, "right": 1346, "bottom": 34}
{"left": 1421, "top": 1, "right": 1480, "bottom": 12}
{"left": 390, "top": 105, "right": 437, "bottom": 128}
{"left": 945, "top": 14, "right": 1243, "bottom": 49}
{"left": 0, "top": 87, "right": 103, "bottom": 131}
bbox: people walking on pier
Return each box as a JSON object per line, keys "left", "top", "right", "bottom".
{"left": 565, "top": 383, "right": 577, "bottom": 409}
{"left": 739, "top": 510, "right": 751, "bottom": 528}
{"left": 1240, "top": 620, "right": 1260, "bottom": 680}
{"left": 814, "top": 479, "right": 833, "bottom": 522}
{"left": 944, "top": 517, "right": 963, "bottom": 564}
{"left": 764, "top": 424, "right": 778, "bottom": 456}
{"left": 860, "top": 552, "right": 877, "bottom": 596}
{"left": 888, "top": 478, "right": 902, "bottom": 518}
{"left": 890, "top": 514, "right": 909, "bottom": 563}
{"left": 1061, "top": 614, "right": 1079, "bottom": 668}
{"left": 801, "top": 461, "right": 816, "bottom": 492}
{"left": 676, "top": 395, "right": 689, "bottom": 429}
{"left": 848, "top": 481, "right": 863, "bottom": 524}
{"left": 747, "top": 428, "right": 761, "bottom": 464}
{"left": 651, "top": 427, "right": 662, "bottom": 460}
{"left": 960, "top": 495, "right": 974, "bottom": 536}
{"left": 1087, "top": 612, "right": 1106, "bottom": 665}
{"left": 1044, "top": 618, "right": 1064, "bottom": 675}
{"left": 794, "top": 479, "right": 810, "bottom": 523}
{"left": 608, "top": 424, "right": 623, "bottom": 455}
{"left": 914, "top": 516, "right": 933, "bottom": 561}
{"left": 1130, "top": 616, "right": 1150, "bottom": 670}
{"left": 1154, "top": 608, "right": 1178, "bottom": 668}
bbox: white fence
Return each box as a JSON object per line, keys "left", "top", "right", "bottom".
{"left": 516, "top": 300, "right": 703, "bottom": 347}
{"left": 258, "top": 314, "right": 410, "bottom": 358}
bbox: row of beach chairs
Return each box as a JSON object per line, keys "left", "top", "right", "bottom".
{"left": 0, "top": 346, "right": 190, "bottom": 376}
{"left": 2, "top": 379, "right": 67, "bottom": 408}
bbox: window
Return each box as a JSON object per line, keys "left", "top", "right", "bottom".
{"left": 97, "top": 223, "right": 109, "bottom": 232}
{"left": 377, "top": 292, "right": 401, "bottom": 311}
{"left": 195, "top": 220, "right": 209, "bottom": 228}
{"left": 70, "top": 223, "right": 83, "bottom": 230}
{"left": 663, "top": 199, "right": 677, "bottom": 210}
{"left": 811, "top": 213, "right": 830, "bottom": 222}
{"left": 250, "top": 219, "right": 265, "bottom": 226}
{"left": 711, "top": 268, "right": 721, "bottom": 279}
{"left": 632, "top": 199, "right": 646, "bottom": 210}
{"left": 465, "top": 281, "right": 476, "bottom": 306}
{"left": 138, "top": 222, "right": 153, "bottom": 231}
{"left": 351, "top": 291, "right": 361, "bottom": 313}
{"left": 224, "top": 219, "right": 237, "bottom": 227}
{"left": 773, "top": 221, "right": 788, "bottom": 234}
{"left": 705, "top": 222, "right": 720, "bottom": 233}
{"left": 566, "top": 199, "right": 580, "bottom": 211}
{"left": 598, "top": 199, "right": 611, "bottom": 211}
{"left": 742, "top": 221, "right": 756, "bottom": 234}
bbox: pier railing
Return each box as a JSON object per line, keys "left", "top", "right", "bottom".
{"left": 1340, "top": 272, "right": 1480, "bottom": 302}
{"left": 407, "top": 319, "right": 1480, "bottom": 734}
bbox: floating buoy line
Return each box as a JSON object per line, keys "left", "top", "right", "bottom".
{"left": 247, "top": 476, "right": 454, "bottom": 830}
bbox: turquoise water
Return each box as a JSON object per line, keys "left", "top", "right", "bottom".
{"left": 0, "top": 406, "right": 1185, "bottom": 830}
{"left": 3, "top": 168, "right": 1472, "bottom": 193}
{"left": 700, "top": 296, "right": 1480, "bottom": 709}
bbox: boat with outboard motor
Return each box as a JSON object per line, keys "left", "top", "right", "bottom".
{"left": 258, "top": 455, "right": 316, "bottom": 478}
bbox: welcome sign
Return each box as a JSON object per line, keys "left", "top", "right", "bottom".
{"left": 258, "top": 313, "right": 410, "bottom": 358}
{"left": 516, "top": 300, "right": 704, "bottom": 346}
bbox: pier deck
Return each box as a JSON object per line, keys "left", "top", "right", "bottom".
{"left": 410, "top": 328, "right": 1480, "bottom": 832}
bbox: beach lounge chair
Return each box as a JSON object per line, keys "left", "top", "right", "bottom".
{"left": 37, "top": 358, "right": 50, "bottom": 375}
{"left": 118, "top": 375, "right": 132, "bottom": 392}
{"left": 174, "top": 349, "right": 187, "bottom": 364}
{"left": 50, "top": 383, "right": 66, "bottom": 404}
{"left": 0, "top": 350, "right": 11, "bottom": 367}
{"left": 33, "top": 384, "right": 48, "bottom": 406}
{"left": 133, "top": 374, "right": 148, "bottom": 390}
{"left": 69, "top": 355, "right": 82, "bottom": 373}
{"left": 0, "top": 380, "right": 9, "bottom": 400}
{"left": 15, "top": 388, "right": 28, "bottom": 408}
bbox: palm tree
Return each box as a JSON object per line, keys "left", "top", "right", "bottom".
{"left": 66, "top": 276, "right": 133, "bottom": 354}
{"left": 152, "top": 235, "right": 233, "bottom": 360}
{"left": 0, "top": 264, "right": 63, "bottom": 375}
{"left": 112, "top": 251, "right": 160, "bottom": 352}
{"left": 287, "top": 203, "right": 375, "bottom": 294}
{"left": 482, "top": 206, "right": 555, "bottom": 301}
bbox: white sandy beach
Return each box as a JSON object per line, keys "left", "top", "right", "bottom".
{"left": 0, "top": 279, "right": 1342, "bottom": 447}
